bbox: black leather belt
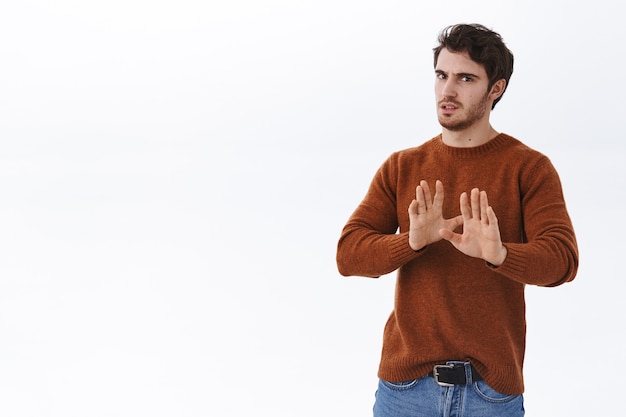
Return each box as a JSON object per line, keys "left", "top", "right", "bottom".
{"left": 429, "top": 364, "right": 483, "bottom": 387}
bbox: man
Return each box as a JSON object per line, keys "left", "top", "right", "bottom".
{"left": 336, "top": 24, "right": 578, "bottom": 417}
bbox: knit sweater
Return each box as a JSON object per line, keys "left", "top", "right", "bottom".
{"left": 336, "top": 133, "right": 578, "bottom": 395}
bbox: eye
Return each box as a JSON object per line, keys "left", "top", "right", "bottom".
{"left": 461, "top": 76, "right": 473, "bottom": 82}
{"left": 436, "top": 72, "right": 446, "bottom": 80}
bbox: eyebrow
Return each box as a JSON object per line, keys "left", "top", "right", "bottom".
{"left": 435, "top": 69, "right": 481, "bottom": 79}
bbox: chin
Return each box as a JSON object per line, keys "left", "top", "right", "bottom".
{"left": 438, "top": 118, "right": 467, "bottom": 131}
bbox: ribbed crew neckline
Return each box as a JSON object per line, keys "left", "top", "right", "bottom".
{"left": 433, "top": 133, "right": 511, "bottom": 158}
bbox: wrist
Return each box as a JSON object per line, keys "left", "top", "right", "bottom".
{"left": 410, "top": 244, "right": 426, "bottom": 252}
{"left": 487, "top": 245, "right": 507, "bottom": 267}
{"left": 408, "top": 237, "right": 426, "bottom": 252}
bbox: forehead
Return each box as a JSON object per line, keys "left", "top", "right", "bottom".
{"left": 435, "top": 48, "right": 487, "bottom": 78}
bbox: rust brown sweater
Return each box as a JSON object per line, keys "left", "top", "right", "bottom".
{"left": 336, "top": 133, "right": 578, "bottom": 395}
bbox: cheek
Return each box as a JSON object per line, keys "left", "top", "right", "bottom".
{"left": 434, "top": 82, "right": 444, "bottom": 98}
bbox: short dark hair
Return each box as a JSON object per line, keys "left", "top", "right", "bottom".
{"left": 433, "top": 24, "right": 514, "bottom": 109}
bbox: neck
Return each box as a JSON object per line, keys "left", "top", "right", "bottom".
{"left": 441, "top": 123, "right": 499, "bottom": 148}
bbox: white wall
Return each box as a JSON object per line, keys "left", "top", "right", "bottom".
{"left": 0, "top": 1, "right": 622, "bottom": 416}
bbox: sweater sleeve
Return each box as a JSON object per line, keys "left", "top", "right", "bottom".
{"left": 494, "top": 156, "right": 579, "bottom": 287}
{"left": 336, "top": 155, "right": 421, "bottom": 278}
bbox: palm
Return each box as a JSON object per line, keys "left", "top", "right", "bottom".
{"left": 408, "top": 180, "right": 462, "bottom": 251}
{"left": 439, "top": 188, "right": 506, "bottom": 265}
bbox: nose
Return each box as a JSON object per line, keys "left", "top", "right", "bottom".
{"left": 440, "top": 79, "right": 456, "bottom": 100}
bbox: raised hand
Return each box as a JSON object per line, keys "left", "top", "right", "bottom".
{"left": 439, "top": 188, "right": 507, "bottom": 265}
{"left": 408, "top": 180, "right": 463, "bottom": 251}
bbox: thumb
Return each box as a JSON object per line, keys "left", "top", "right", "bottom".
{"left": 439, "top": 215, "right": 463, "bottom": 239}
{"left": 408, "top": 199, "right": 418, "bottom": 216}
{"left": 439, "top": 228, "right": 458, "bottom": 243}
{"left": 450, "top": 214, "right": 464, "bottom": 229}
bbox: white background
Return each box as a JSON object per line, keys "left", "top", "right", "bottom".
{"left": 0, "top": 1, "right": 623, "bottom": 416}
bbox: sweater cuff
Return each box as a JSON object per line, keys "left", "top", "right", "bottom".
{"left": 389, "top": 232, "right": 424, "bottom": 265}
{"left": 489, "top": 244, "right": 526, "bottom": 278}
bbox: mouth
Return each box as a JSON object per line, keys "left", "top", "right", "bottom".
{"left": 440, "top": 101, "right": 459, "bottom": 109}
{"left": 439, "top": 102, "right": 459, "bottom": 114}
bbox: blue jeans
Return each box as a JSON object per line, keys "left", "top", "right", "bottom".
{"left": 373, "top": 362, "right": 524, "bottom": 417}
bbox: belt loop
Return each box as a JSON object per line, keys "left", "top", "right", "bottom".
{"left": 464, "top": 362, "right": 473, "bottom": 384}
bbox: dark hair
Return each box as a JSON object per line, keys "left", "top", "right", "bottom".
{"left": 433, "top": 24, "right": 514, "bottom": 109}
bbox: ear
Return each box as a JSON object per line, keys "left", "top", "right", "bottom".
{"left": 489, "top": 79, "right": 506, "bottom": 101}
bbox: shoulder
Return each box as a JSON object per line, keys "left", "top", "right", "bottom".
{"left": 499, "top": 133, "right": 555, "bottom": 168}
{"left": 499, "top": 133, "right": 547, "bottom": 158}
{"left": 387, "top": 136, "right": 442, "bottom": 164}
{"left": 369, "top": 137, "right": 440, "bottom": 186}
{"left": 499, "top": 134, "right": 564, "bottom": 187}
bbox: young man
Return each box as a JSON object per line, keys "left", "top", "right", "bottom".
{"left": 336, "top": 24, "right": 578, "bottom": 417}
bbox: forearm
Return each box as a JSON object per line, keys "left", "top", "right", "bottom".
{"left": 493, "top": 233, "right": 578, "bottom": 287}
{"left": 491, "top": 156, "right": 579, "bottom": 286}
{"left": 336, "top": 228, "right": 421, "bottom": 278}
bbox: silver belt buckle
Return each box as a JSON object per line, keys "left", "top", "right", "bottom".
{"left": 433, "top": 364, "right": 455, "bottom": 387}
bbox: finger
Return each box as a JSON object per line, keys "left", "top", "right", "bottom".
{"left": 420, "top": 180, "right": 433, "bottom": 210}
{"left": 408, "top": 199, "right": 418, "bottom": 216}
{"left": 446, "top": 214, "right": 464, "bottom": 231}
{"left": 459, "top": 192, "right": 471, "bottom": 220}
{"left": 480, "top": 190, "right": 489, "bottom": 224}
{"left": 439, "top": 228, "right": 458, "bottom": 242}
{"left": 470, "top": 188, "right": 480, "bottom": 219}
{"left": 415, "top": 182, "right": 424, "bottom": 201}
{"left": 415, "top": 185, "right": 426, "bottom": 214}
{"left": 432, "top": 180, "right": 444, "bottom": 209}
{"left": 486, "top": 205, "right": 499, "bottom": 226}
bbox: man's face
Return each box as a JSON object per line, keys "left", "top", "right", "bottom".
{"left": 434, "top": 48, "right": 491, "bottom": 131}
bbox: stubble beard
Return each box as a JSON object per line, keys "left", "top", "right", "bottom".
{"left": 438, "top": 91, "right": 490, "bottom": 132}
